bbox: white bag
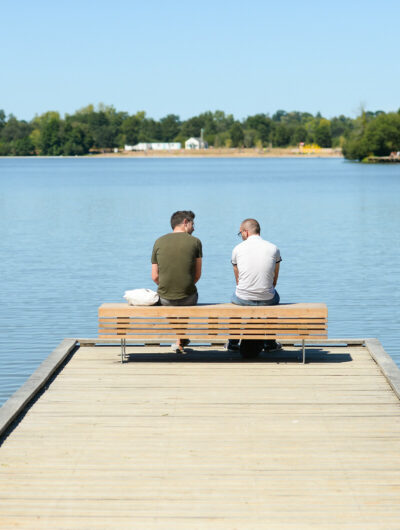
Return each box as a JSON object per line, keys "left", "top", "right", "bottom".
{"left": 123, "top": 288, "right": 159, "bottom": 306}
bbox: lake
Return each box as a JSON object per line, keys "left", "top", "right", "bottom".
{"left": 0, "top": 157, "right": 399, "bottom": 406}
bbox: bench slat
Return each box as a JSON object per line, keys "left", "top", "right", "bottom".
{"left": 99, "top": 325, "right": 326, "bottom": 333}
{"left": 99, "top": 318, "right": 327, "bottom": 325}
{"left": 99, "top": 303, "right": 328, "bottom": 319}
{"left": 99, "top": 333, "right": 328, "bottom": 340}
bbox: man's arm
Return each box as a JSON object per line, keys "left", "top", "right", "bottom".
{"left": 151, "top": 263, "right": 159, "bottom": 285}
{"left": 194, "top": 258, "right": 202, "bottom": 284}
{"left": 273, "top": 262, "right": 280, "bottom": 287}
{"left": 233, "top": 264, "right": 239, "bottom": 285}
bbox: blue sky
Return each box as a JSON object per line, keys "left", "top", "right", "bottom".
{"left": 2, "top": 0, "right": 399, "bottom": 121}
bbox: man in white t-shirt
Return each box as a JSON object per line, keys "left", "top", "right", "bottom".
{"left": 227, "top": 218, "right": 282, "bottom": 353}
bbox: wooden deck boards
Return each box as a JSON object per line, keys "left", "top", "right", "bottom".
{"left": 1, "top": 343, "right": 400, "bottom": 529}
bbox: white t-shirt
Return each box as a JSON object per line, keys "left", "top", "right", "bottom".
{"left": 231, "top": 235, "right": 282, "bottom": 301}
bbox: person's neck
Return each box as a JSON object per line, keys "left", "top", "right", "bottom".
{"left": 173, "top": 226, "right": 186, "bottom": 233}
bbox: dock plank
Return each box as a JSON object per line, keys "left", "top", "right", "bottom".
{"left": 1, "top": 343, "right": 400, "bottom": 529}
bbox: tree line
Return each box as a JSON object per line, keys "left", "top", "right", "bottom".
{"left": 0, "top": 104, "right": 399, "bottom": 160}
{"left": 342, "top": 111, "right": 400, "bottom": 160}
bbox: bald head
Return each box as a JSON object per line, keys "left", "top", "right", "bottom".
{"left": 241, "top": 218, "right": 260, "bottom": 235}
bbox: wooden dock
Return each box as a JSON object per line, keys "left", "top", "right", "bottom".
{"left": 365, "top": 156, "right": 400, "bottom": 163}
{"left": 1, "top": 339, "right": 400, "bottom": 528}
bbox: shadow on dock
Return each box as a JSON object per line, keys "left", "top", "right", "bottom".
{"left": 119, "top": 345, "right": 353, "bottom": 364}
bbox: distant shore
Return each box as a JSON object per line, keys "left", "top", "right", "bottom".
{"left": 91, "top": 147, "right": 343, "bottom": 159}
{"left": 0, "top": 147, "right": 344, "bottom": 160}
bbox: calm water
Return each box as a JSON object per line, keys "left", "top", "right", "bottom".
{"left": 0, "top": 157, "right": 399, "bottom": 405}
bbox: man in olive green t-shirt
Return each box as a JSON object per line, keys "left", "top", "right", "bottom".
{"left": 151, "top": 210, "right": 202, "bottom": 352}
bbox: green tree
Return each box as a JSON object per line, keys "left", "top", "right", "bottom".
{"left": 213, "top": 131, "right": 230, "bottom": 147}
{"left": 137, "top": 117, "right": 162, "bottom": 142}
{"left": 160, "top": 114, "right": 181, "bottom": 141}
{"left": 12, "top": 137, "right": 35, "bottom": 156}
{"left": 62, "top": 121, "right": 92, "bottom": 155}
{"left": 29, "top": 129, "right": 41, "bottom": 153}
{"left": 121, "top": 112, "right": 146, "bottom": 145}
{"left": 364, "top": 113, "right": 400, "bottom": 156}
{"left": 1, "top": 116, "right": 32, "bottom": 143}
{"left": 69, "top": 104, "right": 124, "bottom": 149}
{"left": 212, "top": 110, "right": 234, "bottom": 133}
{"left": 0, "top": 142, "right": 11, "bottom": 155}
{"left": 330, "top": 115, "right": 353, "bottom": 142}
{"left": 272, "top": 124, "right": 291, "bottom": 146}
{"left": 197, "top": 110, "right": 234, "bottom": 138}
{"left": 0, "top": 109, "right": 6, "bottom": 130}
{"left": 229, "top": 122, "right": 244, "bottom": 147}
{"left": 180, "top": 116, "right": 205, "bottom": 138}
{"left": 37, "top": 112, "right": 63, "bottom": 155}
{"left": 243, "top": 129, "right": 257, "bottom": 148}
{"left": 272, "top": 110, "right": 287, "bottom": 122}
{"left": 342, "top": 136, "right": 370, "bottom": 160}
{"left": 343, "top": 112, "right": 400, "bottom": 160}
{"left": 195, "top": 112, "right": 217, "bottom": 135}
{"left": 244, "top": 114, "right": 272, "bottom": 145}
{"left": 314, "top": 119, "right": 332, "bottom": 147}
{"left": 292, "top": 125, "right": 308, "bottom": 144}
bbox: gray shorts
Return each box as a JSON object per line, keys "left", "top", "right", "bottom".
{"left": 159, "top": 292, "right": 198, "bottom": 306}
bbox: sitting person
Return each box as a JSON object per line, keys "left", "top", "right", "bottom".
{"left": 227, "top": 218, "right": 282, "bottom": 353}
{"left": 151, "top": 210, "right": 202, "bottom": 353}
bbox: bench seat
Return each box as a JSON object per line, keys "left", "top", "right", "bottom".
{"left": 98, "top": 303, "right": 328, "bottom": 363}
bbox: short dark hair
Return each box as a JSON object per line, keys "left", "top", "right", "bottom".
{"left": 170, "top": 210, "right": 195, "bottom": 229}
{"left": 242, "top": 218, "right": 260, "bottom": 234}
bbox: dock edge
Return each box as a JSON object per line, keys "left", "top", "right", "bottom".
{"left": 0, "top": 338, "right": 77, "bottom": 438}
{"left": 364, "top": 338, "right": 400, "bottom": 401}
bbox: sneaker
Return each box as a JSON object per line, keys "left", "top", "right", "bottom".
{"left": 172, "top": 343, "right": 184, "bottom": 354}
{"left": 225, "top": 340, "right": 240, "bottom": 351}
{"left": 264, "top": 340, "right": 282, "bottom": 353}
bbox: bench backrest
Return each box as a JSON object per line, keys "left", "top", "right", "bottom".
{"left": 98, "top": 303, "right": 328, "bottom": 342}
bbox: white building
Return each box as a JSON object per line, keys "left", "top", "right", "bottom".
{"left": 124, "top": 142, "right": 181, "bottom": 151}
{"left": 124, "top": 143, "right": 149, "bottom": 151}
{"left": 185, "top": 137, "right": 208, "bottom": 150}
{"left": 151, "top": 142, "right": 181, "bottom": 150}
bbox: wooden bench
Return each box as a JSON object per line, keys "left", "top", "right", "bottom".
{"left": 98, "top": 303, "right": 328, "bottom": 363}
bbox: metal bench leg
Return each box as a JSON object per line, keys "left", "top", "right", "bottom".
{"left": 121, "top": 339, "right": 126, "bottom": 363}
{"left": 302, "top": 340, "right": 305, "bottom": 364}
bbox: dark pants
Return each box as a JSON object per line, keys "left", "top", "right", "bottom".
{"left": 159, "top": 292, "right": 198, "bottom": 306}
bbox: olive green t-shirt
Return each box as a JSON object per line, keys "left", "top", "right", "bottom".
{"left": 151, "top": 232, "right": 203, "bottom": 300}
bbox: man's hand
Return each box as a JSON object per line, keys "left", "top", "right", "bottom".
{"left": 151, "top": 263, "right": 159, "bottom": 285}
